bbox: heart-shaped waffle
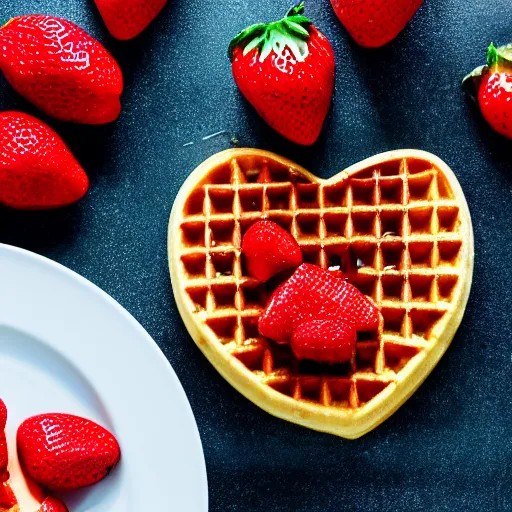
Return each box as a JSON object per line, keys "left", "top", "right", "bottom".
{"left": 168, "top": 149, "right": 473, "bottom": 439}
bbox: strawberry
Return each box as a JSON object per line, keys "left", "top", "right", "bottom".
{"left": 0, "top": 112, "right": 89, "bottom": 210}
{"left": 291, "top": 318, "right": 356, "bottom": 363}
{"left": 17, "top": 413, "right": 121, "bottom": 491}
{"left": 0, "top": 15, "right": 123, "bottom": 124}
{"left": 40, "top": 497, "right": 69, "bottom": 512}
{"left": 258, "top": 263, "right": 380, "bottom": 343}
{"left": 229, "top": 2, "right": 335, "bottom": 146}
{"left": 242, "top": 220, "right": 302, "bottom": 282}
{"left": 463, "top": 43, "right": 512, "bottom": 140}
{"left": 0, "top": 399, "right": 16, "bottom": 509}
{"left": 0, "top": 400, "right": 68, "bottom": 511}
{"left": 0, "top": 399, "right": 6, "bottom": 473}
{"left": 330, "top": 0, "right": 424, "bottom": 48}
{"left": 0, "top": 482, "right": 16, "bottom": 508}
{"left": 94, "top": 0, "right": 168, "bottom": 40}
{"left": 0, "top": 401, "right": 5, "bottom": 429}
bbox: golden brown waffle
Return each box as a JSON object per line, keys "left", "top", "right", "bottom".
{"left": 169, "top": 148, "right": 473, "bottom": 439}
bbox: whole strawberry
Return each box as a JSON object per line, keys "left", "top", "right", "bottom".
{"left": 17, "top": 413, "right": 121, "bottom": 491}
{"left": 0, "top": 112, "right": 89, "bottom": 210}
{"left": 94, "top": 0, "right": 168, "bottom": 40}
{"left": 229, "top": 2, "right": 335, "bottom": 146}
{"left": 0, "top": 15, "right": 123, "bottom": 124}
{"left": 330, "top": 0, "right": 424, "bottom": 48}
{"left": 463, "top": 43, "right": 512, "bottom": 140}
{"left": 242, "top": 220, "right": 302, "bottom": 282}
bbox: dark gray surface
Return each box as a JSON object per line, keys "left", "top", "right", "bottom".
{"left": 1, "top": 1, "right": 511, "bottom": 510}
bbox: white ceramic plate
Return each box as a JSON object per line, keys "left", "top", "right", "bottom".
{"left": 0, "top": 244, "right": 208, "bottom": 511}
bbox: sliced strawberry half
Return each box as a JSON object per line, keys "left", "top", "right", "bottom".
{"left": 258, "top": 263, "right": 380, "bottom": 343}
{"left": 242, "top": 220, "right": 302, "bottom": 282}
{"left": 291, "top": 318, "right": 356, "bottom": 364}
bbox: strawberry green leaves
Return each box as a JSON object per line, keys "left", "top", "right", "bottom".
{"left": 462, "top": 65, "right": 486, "bottom": 102}
{"left": 487, "top": 43, "right": 512, "bottom": 70}
{"left": 228, "top": 2, "right": 312, "bottom": 63}
{"left": 463, "top": 43, "right": 512, "bottom": 102}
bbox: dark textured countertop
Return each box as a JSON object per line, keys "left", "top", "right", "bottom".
{"left": 1, "top": 1, "right": 511, "bottom": 510}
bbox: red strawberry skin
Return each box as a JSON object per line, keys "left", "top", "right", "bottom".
{"left": 291, "top": 319, "right": 356, "bottom": 363}
{"left": 258, "top": 263, "right": 380, "bottom": 343}
{"left": 40, "top": 497, "right": 69, "bottom": 512}
{"left": 0, "top": 482, "right": 17, "bottom": 508}
{"left": 17, "top": 413, "right": 121, "bottom": 491}
{"left": 242, "top": 220, "right": 302, "bottom": 282}
{"left": 330, "top": 0, "right": 423, "bottom": 48}
{"left": 0, "top": 399, "right": 6, "bottom": 473}
{"left": 463, "top": 44, "right": 512, "bottom": 140}
{"left": 0, "top": 399, "right": 9, "bottom": 479}
{"left": 230, "top": 4, "right": 335, "bottom": 146}
{"left": 0, "top": 112, "right": 89, "bottom": 210}
{"left": 94, "top": 0, "right": 168, "bottom": 40}
{"left": 0, "top": 399, "right": 16, "bottom": 509}
{"left": 0, "top": 15, "right": 123, "bottom": 124}
{"left": 479, "top": 70, "right": 512, "bottom": 139}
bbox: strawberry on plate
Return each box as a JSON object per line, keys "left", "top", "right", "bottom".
{"left": 0, "top": 399, "right": 16, "bottom": 510}
{"left": 0, "top": 399, "right": 7, "bottom": 475}
{"left": 0, "top": 112, "right": 89, "bottom": 210}
{"left": 258, "top": 263, "right": 381, "bottom": 343}
{"left": 39, "top": 498, "right": 69, "bottom": 512}
{"left": 94, "top": 0, "right": 168, "bottom": 40}
{"left": 242, "top": 220, "right": 302, "bottom": 282}
{"left": 17, "top": 413, "right": 121, "bottom": 491}
{"left": 291, "top": 318, "right": 356, "bottom": 363}
{"left": 229, "top": 2, "right": 335, "bottom": 146}
{"left": 330, "top": 0, "right": 424, "bottom": 48}
{"left": 0, "top": 483, "right": 17, "bottom": 510}
{"left": 0, "top": 15, "right": 123, "bottom": 124}
{"left": 463, "top": 43, "right": 512, "bottom": 140}
{"left": 1, "top": 399, "right": 68, "bottom": 511}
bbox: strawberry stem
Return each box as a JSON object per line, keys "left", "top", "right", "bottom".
{"left": 228, "top": 2, "right": 312, "bottom": 63}
{"left": 487, "top": 42, "right": 512, "bottom": 70}
{"left": 463, "top": 42, "right": 512, "bottom": 101}
{"left": 487, "top": 43, "right": 499, "bottom": 68}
